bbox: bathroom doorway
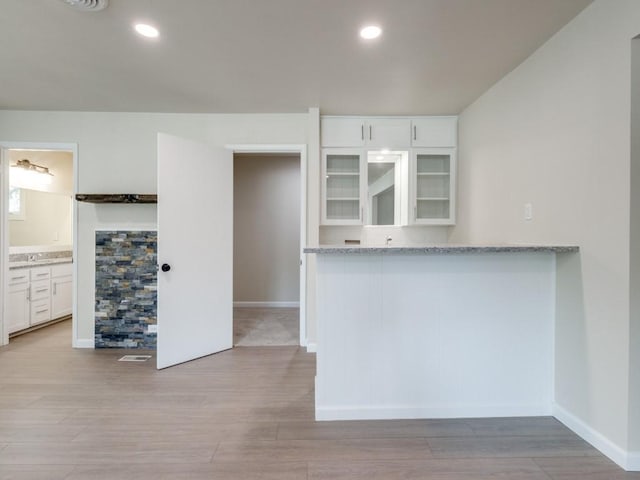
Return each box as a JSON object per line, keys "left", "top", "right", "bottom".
{"left": 0, "top": 142, "right": 78, "bottom": 347}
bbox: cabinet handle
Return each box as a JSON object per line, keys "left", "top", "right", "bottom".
{"left": 361, "top": 206, "right": 364, "bottom": 222}
{"left": 11, "top": 275, "right": 27, "bottom": 281}
{"left": 413, "top": 125, "right": 417, "bottom": 141}
{"left": 53, "top": 283, "right": 57, "bottom": 295}
{"left": 36, "top": 273, "right": 48, "bottom": 276}
{"left": 369, "top": 125, "right": 372, "bottom": 140}
{"left": 414, "top": 205, "right": 417, "bottom": 221}
{"left": 26, "top": 290, "right": 30, "bottom": 301}
{"left": 361, "top": 125, "right": 364, "bottom": 140}
{"left": 36, "top": 309, "right": 48, "bottom": 314}
{"left": 35, "top": 288, "right": 48, "bottom": 293}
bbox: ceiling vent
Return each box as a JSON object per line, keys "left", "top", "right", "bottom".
{"left": 61, "top": 0, "right": 109, "bottom": 11}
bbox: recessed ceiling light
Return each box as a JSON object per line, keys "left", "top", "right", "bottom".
{"left": 360, "top": 25, "right": 382, "bottom": 40}
{"left": 134, "top": 23, "right": 159, "bottom": 38}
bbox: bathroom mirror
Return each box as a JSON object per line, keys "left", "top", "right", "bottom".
{"left": 9, "top": 188, "right": 73, "bottom": 247}
{"left": 366, "top": 150, "right": 408, "bottom": 226}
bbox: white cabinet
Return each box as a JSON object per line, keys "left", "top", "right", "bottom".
{"left": 366, "top": 118, "right": 411, "bottom": 148}
{"left": 410, "top": 148, "right": 456, "bottom": 225}
{"left": 322, "top": 148, "right": 366, "bottom": 225}
{"left": 321, "top": 115, "right": 458, "bottom": 226}
{"left": 51, "top": 264, "right": 73, "bottom": 319}
{"left": 411, "top": 117, "right": 457, "bottom": 147}
{"left": 7, "top": 263, "right": 72, "bottom": 334}
{"left": 7, "top": 272, "right": 30, "bottom": 334}
{"left": 321, "top": 117, "right": 411, "bottom": 148}
{"left": 29, "top": 267, "right": 51, "bottom": 326}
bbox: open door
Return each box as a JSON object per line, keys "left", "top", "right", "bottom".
{"left": 157, "top": 133, "right": 233, "bottom": 369}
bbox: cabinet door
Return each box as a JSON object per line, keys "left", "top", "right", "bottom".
{"left": 321, "top": 117, "right": 366, "bottom": 147}
{"left": 410, "top": 148, "right": 456, "bottom": 225}
{"left": 412, "top": 117, "right": 457, "bottom": 147}
{"left": 322, "top": 149, "right": 366, "bottom": 225}
{"left": 51, "top": 275, "right": 73, "bottom": 319}
{"left": 8, "top": 282, "right": 30, "bottom": 333}
{"left": 365, "top": 118, "right": 411, "bottom": 148}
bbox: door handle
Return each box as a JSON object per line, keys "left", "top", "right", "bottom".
{"left": 161, "top": 263, "right": 171, "bottom": 272}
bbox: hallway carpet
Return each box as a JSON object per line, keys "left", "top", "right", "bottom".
{"left": 233, "top": 307, "right": 299, "bottom": 346}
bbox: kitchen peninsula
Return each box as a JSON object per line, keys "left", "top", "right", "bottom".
{"left": 304, "top": 244, "right": 578, "bottom": 421}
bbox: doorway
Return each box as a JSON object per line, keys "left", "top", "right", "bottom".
{"left": 233, "top": 152, "right": 301, "bottom": 346}
{"left": 0, "top": 142, "right": 78, "bottom": 347}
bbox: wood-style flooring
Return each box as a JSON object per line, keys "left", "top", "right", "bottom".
{"left": 0, "top": 320, "right": 638, "bottom": 479}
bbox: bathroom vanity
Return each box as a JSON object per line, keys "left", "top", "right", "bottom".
{"left": 305, "top": 244, "right": 578, "bottom": 421}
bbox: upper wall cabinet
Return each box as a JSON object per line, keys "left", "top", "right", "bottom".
{"left": 320, "top": 115, "right": 458, "bottom": 226}
{"left": 321, "top": 117, "right": 411, "bottom": 148}
{"left": 411, "top": 117, "right": 457, "bottom": 147}
{"left": 321, "top": 116, "right": 457, "bottom": 149}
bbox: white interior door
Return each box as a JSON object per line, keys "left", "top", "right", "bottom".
{"left": 157, "top": 133, "right": 233, "bottom": 369}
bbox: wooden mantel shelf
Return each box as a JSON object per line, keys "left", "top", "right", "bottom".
{"left": 75, "top": 194, "right": 157, "bottom": 204}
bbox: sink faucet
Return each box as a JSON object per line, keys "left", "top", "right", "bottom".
{"left": 386, "top": 236, "right": 392, "bottom": 246}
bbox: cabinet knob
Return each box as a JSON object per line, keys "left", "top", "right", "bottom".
{"left": 161, "top": 263, "right": 171, "bottom": 272}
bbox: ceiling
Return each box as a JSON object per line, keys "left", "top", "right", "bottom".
{"left": 0, "top": 0, "right": 592, "bottom": 115}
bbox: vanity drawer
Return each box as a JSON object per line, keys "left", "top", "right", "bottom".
{"left": 30, "top": 298, "right": 51, "bottom": 325}
{"left": 30, "top": 267, "right": 51, "bottom": 282}
{"left": 30, "top": 280, "right": 51, "bottom": 301}
{"left": 9, "top": 271, "right": 29, "bottom": 285}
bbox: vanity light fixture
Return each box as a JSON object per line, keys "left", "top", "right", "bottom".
{"left": 134, "top": 23, "right": 159, "bottom": 38}
{"left": 11, "top": 159, "right": 54, "bottom": 186}
{"left": 360, "top": 25, "right": 382, "bottom": 40}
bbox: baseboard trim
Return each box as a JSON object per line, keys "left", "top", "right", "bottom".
{"left": 306, "top": 342, "right": 317, "bottom": 353}
{"left": 316, "top": 404, "right": 552, "bottom": 422}
{"left": 233, "top": 301, "right": 300, "bottom": 308}
{"left": 552, "top": 403, "right": 637, "bottom": 471}
{"left": 628, "top": 452, "right": 640, "bottom": 471}
{"left": 74, "top": 338, "right": 95, "bottom": 349}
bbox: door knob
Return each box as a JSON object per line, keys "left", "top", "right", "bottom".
{"left": 161, "top": 263, "right": 171, "bottom": 272}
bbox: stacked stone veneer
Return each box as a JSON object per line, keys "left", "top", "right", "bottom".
{"left": 95, "top": 230, "right": 157, "bottom": 348}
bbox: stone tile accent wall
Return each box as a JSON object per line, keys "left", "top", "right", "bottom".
{"left": 95, "top": 230, "right": 157, "bottom": 349}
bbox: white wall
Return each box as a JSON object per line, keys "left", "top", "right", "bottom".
{"left": 630, "top": 37, "right": 640, "bottom": 457}
{"left": 9, "top": 190, "right": 72, "bottom": 246}
{"left": 0, "top": 111, "right": 310, "bottom": 343}
{"left": 451, "top": 0, "right": 640, "bottom": 467}
{"left": 233, "top": 154, "right": 300, "bottom": 304}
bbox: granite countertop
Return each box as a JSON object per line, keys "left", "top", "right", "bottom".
{"left": 304, "top": 244, "right": 579, "bottom": 254}
{"left": 9, "top": 258, "right": 73, "bottom": 269}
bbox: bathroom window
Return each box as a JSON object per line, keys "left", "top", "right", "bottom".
{"left": 9, "top": 187, "right": 25, "bottom": 220}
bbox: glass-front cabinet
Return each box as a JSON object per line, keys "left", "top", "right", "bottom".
{"left": 320, "top": 116, "right": 458, "bottom": 226}
{"left": 410, "top": 148, "right": 456, "bottom": 225}
{"left": 322, "top": 149, "right": 366, "bottom": 225}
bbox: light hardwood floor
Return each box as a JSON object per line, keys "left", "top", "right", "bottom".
{"left": 1, "top": 320, "right": 639, "bottom": 479}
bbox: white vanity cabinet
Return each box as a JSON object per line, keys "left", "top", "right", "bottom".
{"left": 7, "top": 270, "right": 30, "bottom": 334}
{"left": 29, "top": 267, "right": 51, "bottom": 326}
{"left": 321, "top": 117, "right": 411, "bottom": 148}
{"left": 51, "top": 264, "right": 73, "bottom": 319}
{"left": 322, "top": 148, "right": 366, "bottom": 225}
{"left": 410, "top": 148, "right": 456, "bottom": 225}
{"left": 7, "top": 262, "right": 73, "bottom": 334}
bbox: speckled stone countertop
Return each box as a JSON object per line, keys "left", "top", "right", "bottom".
{"left": 304, "top": 244, "right": 579, "bottom": 254}
{"left": 9, "top": 250, "right": 73, "bottom": 269}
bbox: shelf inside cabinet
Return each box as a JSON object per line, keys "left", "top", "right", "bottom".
{"left": 327, "top": 197, "right": 359, "bottom": 201}
{"left": 417, "top": 197, "right": 449, "bottom": 201}
{"left": 417, "top": 172, "right": 450, "bottom": 176}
